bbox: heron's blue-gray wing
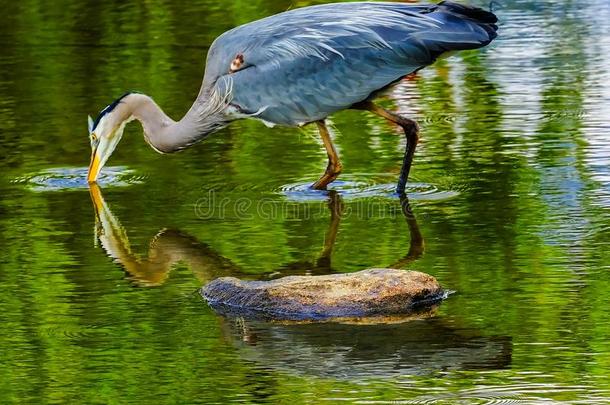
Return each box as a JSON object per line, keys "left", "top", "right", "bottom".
{"left": 203, "top": 2, "right": 497, "bottom": 126}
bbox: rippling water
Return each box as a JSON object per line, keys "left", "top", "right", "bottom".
{"left": 1, "top": 0, "right": 609, "bottom": 403}
{"left": 280, "top": 177, "right": 460, "bottom": 201}
{"left": 12, "top": 166, "right": 144, "bottom": 190}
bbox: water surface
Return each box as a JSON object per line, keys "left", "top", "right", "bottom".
{"left": 1, "top": 0, "right": 609, "bottom": 403}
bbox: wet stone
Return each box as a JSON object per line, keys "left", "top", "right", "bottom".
{"left": 201, "top": 268, "right": 445, "bottom": 321}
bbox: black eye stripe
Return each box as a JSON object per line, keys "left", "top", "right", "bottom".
{"left": 91, "top": 92, "right": 137, "bottom": 131}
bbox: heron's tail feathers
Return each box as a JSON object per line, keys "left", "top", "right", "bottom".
{"left": 414, "top": 1, "right": 498, "bottom": 58}
{"left": 438, "top": 1, "right": 498, "bottom": 41}
{"left": 438, "top": 1, "right": 498, "bottom": 25}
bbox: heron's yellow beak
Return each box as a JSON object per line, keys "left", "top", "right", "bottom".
{"left": 87, "top": 148, "right": 102, "bottom": 183}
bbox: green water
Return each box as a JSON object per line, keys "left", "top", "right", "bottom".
{"left": 1, "top": 0, "right": 610, "bottom": 403}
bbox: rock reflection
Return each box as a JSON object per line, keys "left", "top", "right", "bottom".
{"left": 220, "top": 316, "right": 512, "bottom": 379}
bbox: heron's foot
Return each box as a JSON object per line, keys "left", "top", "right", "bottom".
{"left": 311, "top": 162, "right": 343, "bottom": 190}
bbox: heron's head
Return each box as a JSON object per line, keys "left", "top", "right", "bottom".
{"left": 87, "top": 93, "right": 134, "bottom": 183}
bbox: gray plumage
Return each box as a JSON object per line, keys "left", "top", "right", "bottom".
{"left": 204, "top": 1, "right": 498, "bottom": 126}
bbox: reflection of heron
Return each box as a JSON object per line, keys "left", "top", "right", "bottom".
{"left": 89, "top": 184, "right": 238, "bottom": 286}
{"left": 89, "top": 185, "right": 424, "bottom": 286}
{"left": 280, "top": 191, "right": 425, "bottom": 276}
{"left": 86, "top": 2, "right": 497, "bottom": 193}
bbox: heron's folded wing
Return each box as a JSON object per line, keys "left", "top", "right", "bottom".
{"left": 204, "top": 2, "right": 496, "bottom": 125}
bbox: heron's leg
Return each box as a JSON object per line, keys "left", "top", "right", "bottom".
{"left": 353, "top": 101, "right": 419, "bottom": 194}
{"left": 312, "top": 120, "right": 343, "bottom": 190}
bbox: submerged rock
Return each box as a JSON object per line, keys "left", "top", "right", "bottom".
{"left": 201, "top": 268, "right": 445, "bottom": 321}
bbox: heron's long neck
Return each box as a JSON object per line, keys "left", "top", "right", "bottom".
{"left": 129, "top": 92, "right": 229, "bottom": 153}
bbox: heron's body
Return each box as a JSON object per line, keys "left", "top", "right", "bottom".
{"left": 207, "top": 1, "right": 497, "bottom": 126}
{"left": 87, "top": 1, "right": 498, "bottom": 192}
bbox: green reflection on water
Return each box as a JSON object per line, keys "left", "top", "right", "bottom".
{"left": 1, "top": 0, "right": 610, "bottom": 403}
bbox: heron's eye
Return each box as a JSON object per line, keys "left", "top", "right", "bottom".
{"left": 90, "top": 133, "right": 97, "bottom": 142}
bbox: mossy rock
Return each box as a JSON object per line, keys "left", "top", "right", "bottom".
{"left": 201, "top": 268, "right": 445, "bottom": 321}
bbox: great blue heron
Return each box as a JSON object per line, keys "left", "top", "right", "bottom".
{"left": 87, "top": 1, "right": 498, "bottom": 193}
